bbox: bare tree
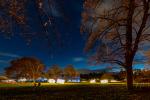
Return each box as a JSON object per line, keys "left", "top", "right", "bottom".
{"left": 64, "top": 64, "right": 78, "bottom": 80}
{"left": 5, "top": 57, "right": 45, "bottom": 82}
{"left": 81, "top": 0, "right": 150, "bottom": 90}
{"left": 47, "top": 64, "right": 62, "bottom": 80}
{"left": 144, "top": 50, "right": 150, "bottom": 65}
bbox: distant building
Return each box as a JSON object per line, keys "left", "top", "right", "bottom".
{"left": 100, "top": 73, "right": 117, "bottom": 83}
{"left": 0, "top": 76, "right": 16, "bottom": 83}
{"left": 67, "top": 77, "right": 80, "bottom": 83}
{"left": 1, "top": 79, "right": 16, "bottom": 83}
{"left": 0, "top": 76, "right": 8, "bottom": 81}
{"left": 90, "top": 79, "right": 96, "bottom": 83}
{"left": 48, "top": 79, "right": 56, "bottom": 83}
{"left": 100, "top": 79, "right": 108, "bottom": 84}
{"left": 17, "top": 78, "right": 27, "bottom": 82}
{"left": 36, "top": 77, "right": 48, "bottom": 82}
{"left": 56, "top": 79, "right": 65, "bottom": 84}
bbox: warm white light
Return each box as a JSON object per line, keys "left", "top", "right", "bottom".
{"left": 1, "top": 79, "right": 16, "bottom": 83}
{"left": 90, "top": 79, "right": 96, "bottom": 83}
{"left": 18, "top": 78, "right": 27, "bottom": 82}
{"left": 48, "top": 79, "right": 56, "bottom": 83}
{"left": 100, "top": 79, "right": 108, "bottom": 84}
{"left": 56, "top": 79, "right": 65, "bottom": 84}
{"left": 110, "top": 80, "right": 118, "bottom": 83}
{"left": 68, "top": 79, "right": 80, "bottom": 83}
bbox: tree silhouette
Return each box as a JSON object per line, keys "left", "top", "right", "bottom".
{"left": 81, "top": 0, "right": 150, "bottom": 90}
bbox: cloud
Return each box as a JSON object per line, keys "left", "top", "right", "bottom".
{"left": 73, "top": 57, "right": 85, "bottom": 62}
{"left": 0, "top": 52, "right": 20, "bottom": 58}
{"left": 0, "top": 60, "right": 9, "bottom": 64}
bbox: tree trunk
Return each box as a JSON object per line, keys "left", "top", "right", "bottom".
{"left": 126, "top": 65, "right": 133, "bottom": 90}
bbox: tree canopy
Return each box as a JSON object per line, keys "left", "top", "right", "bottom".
{"left": 64, "top": 64, "right": 78, "bottom": 79}
{"left": 81, "top": 0, "right": 150, "bottom": 89}
{"left": 0, "top": 0, "right": 64, "bottom": 45}
{"left": 5, "top": 57, "right": 45, "bottom": 80}
{"left": 47, "top": 64, "right": 62, "bottom": 79}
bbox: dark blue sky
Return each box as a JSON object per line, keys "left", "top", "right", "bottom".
{"left": 0, "top": 0, "right": 144, "bottom": 72}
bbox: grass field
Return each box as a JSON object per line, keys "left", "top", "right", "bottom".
{"left": 0, "top": 83, "right": 150, "bottom": 100}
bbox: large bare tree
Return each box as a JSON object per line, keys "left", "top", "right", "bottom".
{"left": 81, "top": 0, "right": 150, "bottom": 89}
{"left": 47, "top": 64, "right": 62, "bottom": 80}
{"left": 64, "top": 64, "right": 78, "bottom": 80}
{"left": 5, "top": 57, "right": 45, "bottom": 82}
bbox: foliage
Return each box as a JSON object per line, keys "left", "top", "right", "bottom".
{"left": 0, "top": 0, "right": 27, "bottom": 32}
{"left": 0, "top": 0, "right": 63, "bottom": 45}
{"left": 81, "top": 0, "right": 150, "bottom": 89}
{"left": 64, "top": 64, "right": 78, "bottom": 79}
{"left": 47, "top": 64, "right": 62, "bottom": 79}
{"left": 81, "top": 0, "right": 150, "bottom": 67}
{"left": 100, "top": 73, "right": 114, "bottom": 80}
{"left": 80, "top": 72, "right": 103, "bottom": 80}
{"left": 5, "top": 57, "right": 45, "bottom": 80}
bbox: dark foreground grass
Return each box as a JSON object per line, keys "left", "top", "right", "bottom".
{"left": 0, "top": 83, "right": 150, "bottom": 100}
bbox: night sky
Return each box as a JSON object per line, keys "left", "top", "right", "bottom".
{"left": 0, "top": 0, "right": 145, "bottom": 72}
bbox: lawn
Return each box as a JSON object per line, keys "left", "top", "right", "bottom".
{"left": 0, "top": 83, "right": 150, "bottom": 100}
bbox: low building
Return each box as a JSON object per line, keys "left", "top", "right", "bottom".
{"left": 0, "top": 76, "right": 8, "bottom": 82}
{"left": 1, "top": 79, "right": 16, "bottom": 83}
{"left": 17, "top": 78, "right": 27, "bottom": 82}
{"left": 100, "top": 79, "right": 109, "bottom": 84}
{"left": 67, "top": 77, "right": 80, "bottom": 83}
{"left": 90, "top": 79, "right": 96, "bottom": 83}
{"left": 0, "top": 76, "right": 16, "bottom": 83}
{"left": 36, "top": 77, "right": 48, "bottom": 82}
{"left": 100, "top": 73, "right": 115, "bottom": 83}
{"left": 56, "top": 79, "right": 65, "bottom": 84}
{"left": 48, "top": 79, "right": 56, "bottom": 83}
